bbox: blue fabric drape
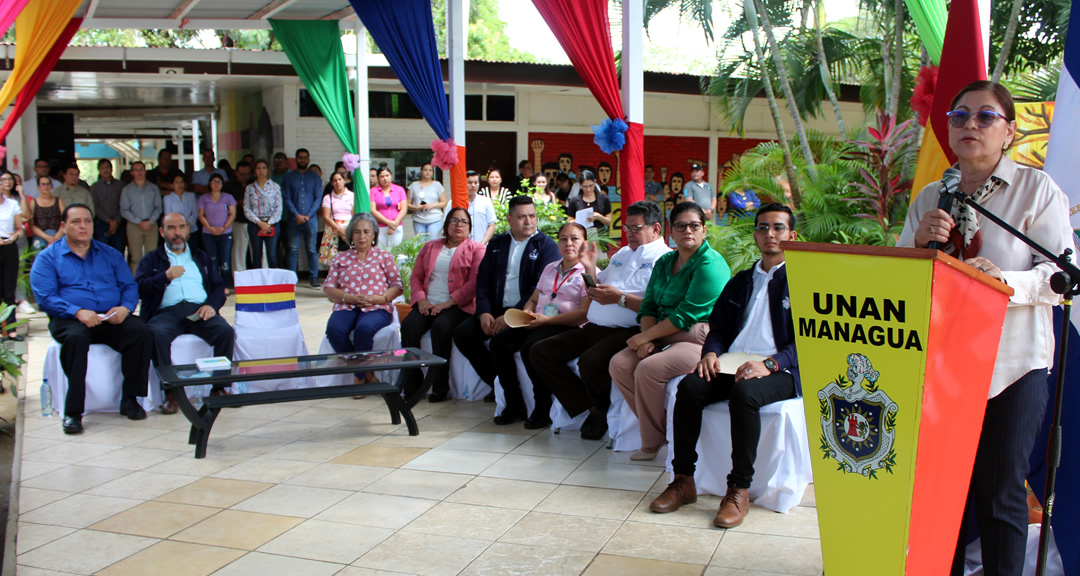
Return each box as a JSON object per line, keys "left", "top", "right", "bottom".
{"left": 349, "top": 0, "right": 450, "bottom": 142}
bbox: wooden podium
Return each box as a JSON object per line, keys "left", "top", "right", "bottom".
{"left": 783, "top": 243, "right": 1013, "bottom": 576}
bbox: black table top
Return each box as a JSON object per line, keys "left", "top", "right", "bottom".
{"left": 156, "top": 347, "right": 446, "bottom": 388}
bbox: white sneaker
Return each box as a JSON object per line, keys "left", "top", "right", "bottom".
{"left": 16, "top": 301, "right": 35, "bottom": 316}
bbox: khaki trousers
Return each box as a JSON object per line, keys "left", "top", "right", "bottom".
{"left": 610, "top": 322, "right": 709, "bottom": 452}
{"left": 126, "top": 221, "right": 158, "bottom": 274}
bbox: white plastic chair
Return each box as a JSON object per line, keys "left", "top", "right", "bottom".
{"left": 44, "top": 341, "right": 160, "bottom": 415}
{"left": 494, "top": 352, "right": 585, "bottom": 431}
{"left": 232, "top": 269, "right": 311, "bottom": 391}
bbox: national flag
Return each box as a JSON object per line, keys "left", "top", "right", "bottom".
{"left": 1034, "top": 1, "right": 1080, "bottom": 572}
{"left": 910, "top": 0, "right": 987, "bottom": 199}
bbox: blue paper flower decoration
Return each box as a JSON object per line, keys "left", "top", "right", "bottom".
{"left": 592, "top": 118, "right": 629, "bottom": 154}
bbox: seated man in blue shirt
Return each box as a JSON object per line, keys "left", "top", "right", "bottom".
{"left": 135, "top": 213, "right": 234, "bottom": 414}
{"left": 649, "top": 203, "right": 800, "bottom": 529}
{"left": 30, "top": 203, "right": 152, "bottom": 434}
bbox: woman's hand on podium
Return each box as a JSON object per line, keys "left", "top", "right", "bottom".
{"left": 915, "top": 209, "right": 955, "bottom": 249}
{"left": 964, "top": 256, "right": 1004, "bottom": 282}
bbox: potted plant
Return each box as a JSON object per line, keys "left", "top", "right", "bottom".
{"left": 0, "top": 303, "right": 28, "bottom": 395}
{"left": 389, "top": 233, "right": 428, "bottom": 321}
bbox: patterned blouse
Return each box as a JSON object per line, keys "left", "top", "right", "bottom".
{"left": 324, "top": 247, "right": 403, "bottom": 313}
{"left": 244, "top": 180, "right": 283, "bottom": 225}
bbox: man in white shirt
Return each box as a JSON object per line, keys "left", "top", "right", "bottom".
{"left": 531, "top": 201, "right": 670, "bottom": 440}
{"left": 31, "top": 158, "right": 62, "bottom": 194}
{"left": 649, "top": 203, "right": 799, "bottom": 529}
{"left": 466, "top": 170, "right": 496, "bottom": 244}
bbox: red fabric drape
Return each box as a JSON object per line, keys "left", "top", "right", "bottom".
{"left": 531, "top": 0, "right": 644, "bottom": 214}
{"left": 0, "top": 18, "right": 80, "bottom": 150}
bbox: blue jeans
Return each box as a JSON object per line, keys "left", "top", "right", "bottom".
{"left": 93, "top": 219, "right": 126, "bottom": 255}
{"left": 325, "top": 308, "right": 393, "bottom": 380}
{"left": 201, "top": 231, "right": 233, "bottom": 285}
{"left": 412, "top": 219, "right": 442, "bottom": 239}
{"left": 285, "top": 217, "right": 319, "bottom": 277}
{"left": 248, "top": 222, "right": 279, "bottom": 269}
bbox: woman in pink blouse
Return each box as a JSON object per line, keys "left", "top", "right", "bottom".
{"left": 321, "top": 172, "right": 355, "bottom": 252}
{"left": 399, "top": 207, "right": 486, "bottom": 405}
{"left": 322, "top": 212, "right": 403, "bottom": 382}
{"left": 490, "top": 222, "right": 591, "bottom": 429}
{"left": 370, "top": 167, "right": 407, "bottom": 249}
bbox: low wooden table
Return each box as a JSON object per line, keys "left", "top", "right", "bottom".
{"left": 156, "top": 347, "right": 446, "bottom": 458}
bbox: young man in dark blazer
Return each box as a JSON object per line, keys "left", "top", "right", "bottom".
{"left": 135, "top": 213, "right": 234, "bottom": 414}
{"left": 650, "top": 203, "right": 800, "bottom": 529}
{"left": 453, "top": 195, "right": 559, "bottom": 407}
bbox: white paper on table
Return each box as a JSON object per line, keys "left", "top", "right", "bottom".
{"left": 574, "top": 207, "right": 594, "bottom": 225}
{"left": 718, "top": 352, "right": 767, "bottom": 374}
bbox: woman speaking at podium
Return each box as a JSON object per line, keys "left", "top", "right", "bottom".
{"left": 898, "top": 81, "right": 1073, "bottom": 576}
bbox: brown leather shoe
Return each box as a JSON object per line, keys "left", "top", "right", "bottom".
{"left": 649, "top": 474, "right": 697, "bottom": 514}
{"left": 160, "top": 391, "right": 178, "bottom": 415}
{"left": 713, "top": 483, "right": 750, "bottom": 528}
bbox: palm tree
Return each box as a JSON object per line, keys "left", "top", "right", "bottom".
{"left": 753, "top": 0, "right": 818, "bottom": 184}
{"left": 991, "top": 0, "right": 1025, "bottom": 83}
{"left": 811, "top": 0, "right": 845, "bottom": 133}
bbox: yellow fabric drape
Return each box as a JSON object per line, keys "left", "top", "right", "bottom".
{"left": 0, "top": 0, "right": 82, "bottom": 114}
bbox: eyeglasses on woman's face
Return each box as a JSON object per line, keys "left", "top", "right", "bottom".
{"left": 946, "top": 109, "right": 1009, "bottom": 129}
{"left": 447, "top": 218, "right": 470, "bottom": 226}
{"left": 672, "top": 221, "right": 704, "bottom": 233}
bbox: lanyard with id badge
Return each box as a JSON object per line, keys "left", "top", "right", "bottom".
{"left": 544, "top": 266, "right": 578, "bottom": 317}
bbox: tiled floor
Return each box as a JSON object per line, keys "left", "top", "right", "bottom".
{"left": 14, "top": 288, "right": 821, "bottom": 575}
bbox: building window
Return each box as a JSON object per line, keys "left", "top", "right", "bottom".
{"left": 465, "top": 95, "right": 483, "bottom": 121}
{"left": 486, "top": 95, "right": 515, "bottom": 121}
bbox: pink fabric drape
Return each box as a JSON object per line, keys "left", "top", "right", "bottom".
{"left": 0, "top": 18, "right": 80, "bottom": 157}
{"left": 0, "top": 0, "right": 31, "bottom": 38}
{"left": 530, "top": 0, "right": 644, "bottom": 211}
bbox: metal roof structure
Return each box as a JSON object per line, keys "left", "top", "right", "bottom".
{"left": 75, "top": 0, "right": 358, "bottom": 29}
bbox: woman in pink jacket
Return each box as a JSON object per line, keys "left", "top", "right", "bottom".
{"left": 399, "top": 206, "right": 486, "bottom": 405}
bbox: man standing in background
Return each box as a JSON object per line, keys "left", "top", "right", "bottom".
{"left": 90, "top": 159, "right": 126, "bottom": 255}
{"left": 683, "top": 164, "right": 715, "bottom": 222}
{"left": 282, "top": 148, "right": 322, "bottom": 287}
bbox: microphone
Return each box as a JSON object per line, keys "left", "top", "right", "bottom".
{"left": 928, "top": 168, "right": 961, "bottom": 251}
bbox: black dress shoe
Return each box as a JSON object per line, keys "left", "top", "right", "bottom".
{"left": 523, "top": 415, "right": 552, "bottom": 430}
{"left": 62, "top": 415, "right": 83, "bottom": 435}
{"left": 428, "top": 391, "right": 448, "bottom": 403}
{"left": 310, "top": 277, "right": 322, "bottom": 288}
{"left": 493, "top": 409, "right": 525, "bottom": 426}
{"left": 6, "top": 334, "right": 22, "bottom": 342}
{"left": 483, "top": 391, "right": 496, "bottom": 403}
{"left": 119, "top": 397, "right": 147, "bottom": 420}
{"left": 580, "top": 412, "right": 609, "bottom": 441}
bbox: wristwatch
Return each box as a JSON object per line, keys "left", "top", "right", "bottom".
{"left": 617, "top": 292, "right": 627, "bottom": 308}
{"left": 763, "top": 357, "right": 778, "bottom": 373}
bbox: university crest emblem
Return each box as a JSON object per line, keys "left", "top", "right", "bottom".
{"left": 818, "top": 353, "right": 898, "bottom": 479}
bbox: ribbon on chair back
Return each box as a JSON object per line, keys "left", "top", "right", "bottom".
{"left": 234, "top": 284, "right": 297, "bottom": 313}
{"left": 347, "top": 0, "right": 467, "bottom": 209}
{"left": 530, "top": 0, "right": 644, "bottom": 209}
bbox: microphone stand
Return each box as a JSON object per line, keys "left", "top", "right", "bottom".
{"left": 943, "top": 189, "right": 1079, "bottom": 576}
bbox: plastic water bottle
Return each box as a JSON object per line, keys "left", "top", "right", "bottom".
{"left": 236, "top": 382, "right": 248, "bottom": 394}
{"left": 40, "top": 379, "right": 52, "bottom": 417}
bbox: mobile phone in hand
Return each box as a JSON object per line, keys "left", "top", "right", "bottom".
{"left": 186, "top": 312, "right": 203, "bottom": 322}
{"left": 582, "top": 273, "right": 597, "bottom": 288}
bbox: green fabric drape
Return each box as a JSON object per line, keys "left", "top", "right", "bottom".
{"left": 269, "top": 19, "right": 369, "bottom": 212}
{"left": 904, "top": 0, "right": 946, "bottom": 64}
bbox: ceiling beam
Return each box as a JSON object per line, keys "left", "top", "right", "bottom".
{"left": 84, "top": 0, "right": 103, "bottom": 18}
{"left": 82, "top": 18, "right": 357, "bottom": 30}
{"left": 169, "top": 0, "right": 202, "bottom": 19}
{"left": 248, "top": 0, "right": 301, "bottom": 20}
{"left": 321, "top": 7, "right": 355, "bottom": 20}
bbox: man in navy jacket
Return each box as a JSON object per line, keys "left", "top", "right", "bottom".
{"left": 135, "top": 213, "right": 234, "bottom": 414}
{"left": 453, "top": 195, "right": 559, "bottom": 405}
{"left": 650, "top": 203, "right": 800, "bottom": 529}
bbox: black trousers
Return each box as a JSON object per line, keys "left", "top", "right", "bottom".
{"left": 951, "top": 369, "right": 1048, "bottom": 576}
{"left": 452, "top": 308, "right": 507, "bottom": 387}
{"left": 48, "top": 315, "right": 152, "bottom": 417}
{"left": 0, "top": 242, "right": 17, "bottom": 328}
{"left": 490, "top": 324, "right": 574, "bottom": 418}
{"left": 530, "top": 323, "right": 639, "bottom": 417}
{"left": 671, "top": 370, "right": 796, "bottom": 489}
{"left": 147, "top": 301, "right": 235, "bottom": 385}
{"left": 400, "top": 304, "right": 470, "bottom": 399}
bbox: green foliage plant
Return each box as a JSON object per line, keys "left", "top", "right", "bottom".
{"left": 389, "top": 234, "right": 428, "bottom": 303}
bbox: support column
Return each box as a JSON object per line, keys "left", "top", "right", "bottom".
{"left": 210, "top": 112, "right": 219, "bottom": 167}
{"left": 176, "top": 124, "right": 187, "bottom": 174}
{"left": 355, "top": 20, "right": 370, "bottom": 189}
{"left": 20, "top": 99, "right": 39, "bottom": 179}
{"left": 447, "top": 0, "right": 468, "bottom": 207}
{"left": 191, "top": 120, "right": 201, "bottom": 173}
{"left": 620, "top": 0, "right": 645, "bottom": 212}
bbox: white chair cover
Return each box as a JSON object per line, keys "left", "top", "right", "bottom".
{"left": 315, "top": 320, "right": 400, "bottom": 388}
{"left": 662, "top": 374, "right": 813, "bottom": 513}
{"left": 416, "top": 333, "right": 491, "bottom": 401}
{"left": 44, "top": 340, "right": 159, "bottom": 415}
{"left": 493, "top": 352, "right": 583, "bottom": 431}
{"left": 232, "top": 269, "right": 311, "bottom": 391}
{"left": 144, "top": 334, "right": 216, "bottom": 402}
